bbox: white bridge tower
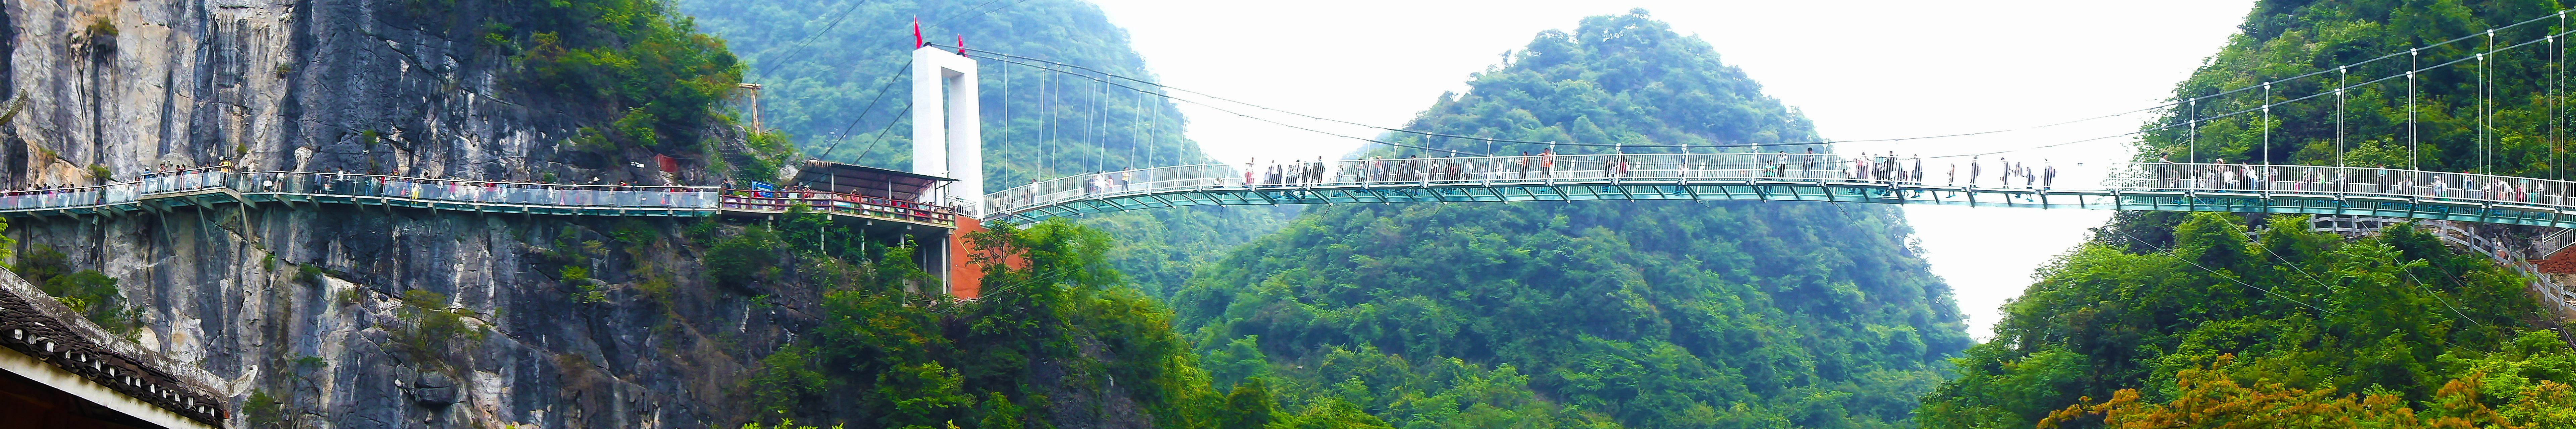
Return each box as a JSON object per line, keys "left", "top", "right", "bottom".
{"left": 911, "top": 45, "right": 983, "bottom": 217}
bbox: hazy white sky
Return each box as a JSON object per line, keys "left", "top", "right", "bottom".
{"left": 1086, "top": 0, "right": 2257, "bottom": 338}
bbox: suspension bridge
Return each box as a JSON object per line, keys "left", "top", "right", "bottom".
{"left": 19, "top": 11, "right": 2576, "bottom": 427}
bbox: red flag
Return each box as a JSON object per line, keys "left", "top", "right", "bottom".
{"left": 957, "top": 35, "right": 968, "bottom": 57}
{"left": 912, "top": 18, "right": 924, "bottom": 48}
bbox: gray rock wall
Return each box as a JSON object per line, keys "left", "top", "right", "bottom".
{"left": 0, "top": 1, "right": 785, "bottom": 428}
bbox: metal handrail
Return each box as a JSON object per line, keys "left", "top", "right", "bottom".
{"left": 986, "top": 153, "right": 2576, "bottom": 218}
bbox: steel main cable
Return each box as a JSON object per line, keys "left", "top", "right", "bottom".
{"left": 953, "top": 44, "right": 1922, "bottom": 150}
{"left": 981, "top": 55, "right": 1488, "bottom": 156}
{"left": 940, "top": 11, "right": 2576, "bottom": 153}
{"left": 977, "top": 25, "right": 2551, "bottom": 160}
{"left": 2399, "top": 257, "right": 2490, "bottom": 329}
{"left": 2112, "top": 229, "right": 2333, "bottom": 316}
{"left": 944, "top": 48, "right": 2136, "bottom": 149}
{"left": 926, "top": 0, "right": 1009, "bottom": 27}
{"left": 749, "top": 0, "right": 882, "bottom": 79}
{"left": 814, "top": 59, "right": 913, "bottom": 160}
{"left": 924, "top": 0, "right": 1034, "bottom": 30}
{"left": 1926, "top": 25, "right": 2576, "bottom": 159}
{"left": 848, "top": 102, "right": 915, "bottom": 164}
{"left": 751, "top": 0, "right": 1036, "bottom": 162}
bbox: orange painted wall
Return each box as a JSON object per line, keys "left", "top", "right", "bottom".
{"left": 946, "top": 218, "right": 987, "bottom": 299}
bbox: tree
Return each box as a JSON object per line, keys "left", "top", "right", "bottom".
{"left": 1217, "top": 377, "right": 1282, "bottom": 429}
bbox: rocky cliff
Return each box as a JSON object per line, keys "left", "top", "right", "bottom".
{"left": 0, "top": 0, "right": 794, "bottom": 428}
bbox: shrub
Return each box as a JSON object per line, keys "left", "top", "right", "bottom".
{"left": 243, "top": 390, "right": 286, "bottom": 429}
{"left": 705, "top": 226, "right": 781, "bottom": 288}
{"left": 84, "top": 17, "right": 116, "bottom": 38}
{"left": 513, "top": 0, "right": 743, "bottom": 154}
{"left": 16, "top": 243, "right": 67, "bottom": 283}
{"left": 748, "top": 345, "right": 826, "bottom": 417}
{"left": 558, "top": 265, "right": 590, "bottom": 284}
{"left": 611, "top": 108, "right": 660, "bottom": 148}
{"left": 392, "top": 290, "right": 476, "bottom": 361}
{"left": 297, "top": 264, "right": 325, "bottom": 285}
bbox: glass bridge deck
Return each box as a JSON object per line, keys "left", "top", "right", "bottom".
{"left": 986, "top": 154, "right": 2576, "bottom": 229}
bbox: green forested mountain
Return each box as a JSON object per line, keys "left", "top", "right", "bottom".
{"left": 1916, "top": 214, "right": 2576, "bottom": 428}
{"left": 2135, "top": 0, "right": 2566, "bottom": 177}
{"left": 676, "top": 0, "right": 1292, "bottom": 294}
{"left": 1171, "top": 11, "right": 1972, "bottom": 429}
{"left": 1921, "top": 1, "right": 2576, "bottom": 427}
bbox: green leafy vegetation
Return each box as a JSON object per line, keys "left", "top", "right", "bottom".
{"left": 16, "top": 243, "right": 139, "bottom": 334}
{"left": 1169, "top": 11, "right": 1966, "bottom": 429}
{"left": 389, "top": 289, "right": 482, "bottom": 363}
{"left": 1926, "top": 2, "right": 2576, "bottom": 427}
{"left": 243, "top": 390, "right": 287, "bottom": 429}
{"left": 493, "top": 0, "right": 745, "bottom": 154}
{"left": 2132, "top": 0, "right": 2569, "bottom": 178}
{"left": 707, "top": 224, "right": 785, "bottom": 288}
{"left": 716, "top": 219, "right": 1245, "bottom": 428}
{"left": 1918, "top": 213, "right": 2576, "bottom": 428}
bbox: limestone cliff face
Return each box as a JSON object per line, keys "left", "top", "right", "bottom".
{"left": 0, "top": 1, "right": 785, "bottom": 428}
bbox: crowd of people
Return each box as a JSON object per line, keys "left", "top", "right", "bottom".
{"left": 983, "top": 150, "right": 2576, "bottom": 214}
{"left": 2143, "top": 156, "right": 2564, "bottom": 205}
{"left": 1195, "top": 150, "right": 2074, "bottom": 188}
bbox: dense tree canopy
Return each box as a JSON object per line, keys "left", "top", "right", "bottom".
{"left": 1917, "top": 213, "right": 2576, "bottom": 428}
{"left": 733, "top": 212, "right": 1233, "bottom": 428}
{"left": 2134, "top": 0, "right": 2573, "bottom": 178}
{"left": 1172, "top": 11, "right": 1971, "bottom": 429}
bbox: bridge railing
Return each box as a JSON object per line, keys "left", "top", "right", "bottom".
{"left": 2101, "top": 163, "right": 2576, "bottom": 206}
{"left": 718, "top": 189, "right": 959, "bottom": 226}
{"left": 983, "top": 152, "right": 2076, "bottom": 214}
{"left": 0, "top": 184, "right": 119, "bottom": 210}
{"left": 139, "top": 167, "right": 233, "bottom": 195}
{"left": 988, "top": 153, "right": 2576, "bottom": 221}
{"left": 227, "top": 171, "right": 721, "bottom": 209}
{"left": 0, "top": 170, "right": 732, "bottom": 214}
{"left": 985, "top": 153, "right": 1870, "bottom": 213}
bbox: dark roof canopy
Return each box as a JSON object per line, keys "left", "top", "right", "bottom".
{"left": 794, "top": 160, "right": 955, "bottom": 202}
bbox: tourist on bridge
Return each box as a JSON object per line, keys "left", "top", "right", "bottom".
{"left": 1504, "top": 151, "right": 1525, "bottom": 178}
{"left": 2211, "top": 159, "right": 2231, "bottom": 189}
{"left": 1313, "top": 157, "right": 1328, "bottom": 183}
{"left": 2156, "top": 154, "right": 2175, "bottom": 187}
{"left": 2042, "top": 161, "right": 2056, "bottom": 189}
{"left": 1946, "top": 163, "right": 1957, "bottom": 187}
{"left": 1910, "top": 155, "right": 1924, "bottom": 184}
{"left": 1802, "top": 148, "right": 1818, "bottom": 177}
{"left": 1883, "top": 153, "right": 1899, "bottom": 182}
{"left": 1968, "top": 156, "right": 1981, "bottom": 186}
{"left": 1541, "top": 148, "right": 1557, "bottom": 178}
{"left": 2023, "top": 162, "right": 2037, "bottom": 189}
{"left": 1244, "top": 158, "right": 1257, "bottom": 186}
{"left": 1854, "top": 156, "right": 1869, "bottom": 181}
{"left": 1991, "top": 158, "right": 2004, "bottom": 186}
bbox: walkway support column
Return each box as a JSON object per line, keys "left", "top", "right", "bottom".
{"left": 912, "top": 46, "right": 983, "bottom": 217}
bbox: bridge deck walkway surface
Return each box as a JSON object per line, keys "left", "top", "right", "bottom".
{"left": 986, "top": 154, "right": 2576, "bottom": 230}
{"left": 0, "top": 168, "right": 962, "bottom": 229}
